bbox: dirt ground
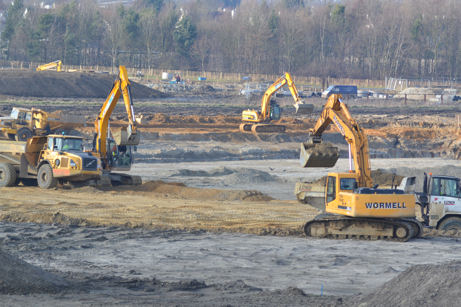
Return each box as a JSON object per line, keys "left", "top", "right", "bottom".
{"left": 0, "top": 70, "right": 460, "bottom": 305}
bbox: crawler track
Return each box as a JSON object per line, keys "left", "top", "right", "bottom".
{"left": 304, "top": 214, "right": 422, "bottom": 242}
{"left": 239, "top": 123, "right": 286, "bottom": 133}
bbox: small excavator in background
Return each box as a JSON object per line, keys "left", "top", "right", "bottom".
{"left": 240, "top": 72, "right": 313, "bottom": 133}
{"left": 36, "top": 60, "right": 62, "bottom": 72}
{"left": 299, "top": 94, "right": 422, "bottom": 241}
{"left": 91, "top": 65, "right": 141, "bottom": 185}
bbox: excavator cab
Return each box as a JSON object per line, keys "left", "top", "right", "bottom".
{"left": 269, "top": 100, "right": 281, "bottom": 121}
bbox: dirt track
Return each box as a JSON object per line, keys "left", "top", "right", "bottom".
{"left": 0, "top": 70, "right": 460, "bottom": 305}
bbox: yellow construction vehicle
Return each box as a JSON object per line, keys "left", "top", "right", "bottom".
{"left": 299, "top": 94, "right": 422, "bottom": 241}
{"left": 36, "top": 60, "right": 62, "bottom": 72}
{"left": 0, "top": 134, "right": 101, "bottom": 189}
{"left": 0, "top": 107, "right": 84, "bottom": 141}
{"left": 91, "top": 65, "right": 141, "bottom": 185}
{"left": 240, "top": 72, "right": 313, "bottom": 133}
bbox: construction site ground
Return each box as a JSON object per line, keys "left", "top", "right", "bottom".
{"left": 0, "top": 71, "right": 461, "bottom": 305}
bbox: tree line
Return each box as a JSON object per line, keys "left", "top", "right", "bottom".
{"left": 1, "top": 0, "right": 460, "bottom": 80}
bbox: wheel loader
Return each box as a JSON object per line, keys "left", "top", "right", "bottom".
{"left": 299, "top": 94, "right": 422, "bottom": 241}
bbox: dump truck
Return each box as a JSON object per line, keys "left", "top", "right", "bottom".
{"left": 0, "top": 134, "right": 101, "bottom": 189}
{"left": 0, "top": 107, "right": 85, "bottom": 141}
{"left": 399, "top": 173, "right": 461, "bottom": 230}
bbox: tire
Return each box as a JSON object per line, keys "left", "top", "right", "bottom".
{"left": 438, "top": 217, "right": 461, "bottom": 231}
{"left": 0, "top": 163, "right": 17, "bottom": 187}
{"left": 15, "top": 127, "right": 33, "bottom": 141}
{"left": 37, "top": 164, "right": 57, "bottom": 189}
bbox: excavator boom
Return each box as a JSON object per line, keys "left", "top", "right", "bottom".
{"left": 93, "top": 65, "right": 140, "bottom": 174}
{"left": 300, "top": 94, "right": 371, "bottom": 187}
{"left": 36, "top": 60, "right": 62, "bottom": 72}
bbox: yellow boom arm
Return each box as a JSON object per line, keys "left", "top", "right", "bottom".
{"left": 36, "top": 60, "right": 62, "bottom": 72}
{"left": 94, "top": 66, "right": 138, "bottom": 163}
{"left": 310, "top": 94, "right": 372, "bottom": 187}
{"left": 259, "top": 72, "right": 301, "bottom": 121}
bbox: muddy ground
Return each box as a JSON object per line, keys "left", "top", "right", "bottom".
{"left": 0, "top": 71, "right": 460, "bottom": 305}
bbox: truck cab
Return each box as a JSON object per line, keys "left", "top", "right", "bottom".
{"left": 419, "top": 175, "right": 461, "bottom": 229}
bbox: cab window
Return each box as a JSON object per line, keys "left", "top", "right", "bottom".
{"left": 54, "top": 138, "right": 62, "bottom": 151}
{"left": 326, "top": 176, "right": 336, "bottom": 203}
{"left": 432, "top": 178, "right": 459, "bottom": 198}
{"left": 47, "top": 137, "right": 54, "bottom": 150}
{"left": 340, "top": 178, "right": 357, "bottom": 190}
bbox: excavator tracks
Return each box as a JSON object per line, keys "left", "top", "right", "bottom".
{"left": 239, "top": 123, "right": 286, "bottom": 133}
{"left": 304, "top": 214, "right": 422, "bottom": 242}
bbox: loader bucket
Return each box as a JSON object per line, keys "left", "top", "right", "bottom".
{"left": 112, "top": 127, "right": 140, "bottom": 146}
{"left": 294, "top": 102, "right": 314, "bottom": 115}
{"left": 300, "top": 142, "right": 339, "bottom": 168}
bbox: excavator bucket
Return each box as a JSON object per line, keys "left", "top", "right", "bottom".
{"left": 294, "top": 102, "right": 314, "bottom": 115}
{"left": 300, "top": 142, "right": 339, "bottom": 168}
{"left": 112, "top": 127, "right": 140, "bottom": 146}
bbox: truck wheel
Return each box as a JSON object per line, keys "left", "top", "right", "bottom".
{"left": 37, "top": 164, "right": 57, "bottom": 189}
{"left": 0, "top": 163, "right": 17, "bottom": 187}
{"left": 15, "top": 127, "right": 33, "bottom": 141}
{"left": 438, "top": 217, "right": 461, "bottom": 231}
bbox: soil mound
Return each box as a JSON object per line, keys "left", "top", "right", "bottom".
{"left": 355, "top": 261, "right": 461, "bottom": 306}
{"left": 171, "top": 167, "right": 280, "bottom": 185}
{"left": 122, "top": 180, "right": 273, "bottom": 201}
{"left": 0, "top": 70, "right": 165, "bottom": 98}
{"left": 313, "top": 169, "right": 404, "bottom": 187}
{"left": 0, "top": 249, "right": 68, "bottom": 294}
{"left": 172, "top": 167, "right": 235, "bottom": 177}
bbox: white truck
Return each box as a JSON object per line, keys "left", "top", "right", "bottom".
{"left": 415, "top": 174, "right": 461, "bottom": 230}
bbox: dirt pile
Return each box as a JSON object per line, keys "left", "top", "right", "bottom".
{"left": 171, "top": 167, "right": 282, "bottom": 185}
{"left": 119, "top": 180, "right": 274, "bottom": 201}
{"left": 312, "top": 169, "right": 404, "bottom": 187}
{"left": 0, "top": 249, "right": 68, "bottom": 294}
{"left": 354, "top": 261, "right": 461, "bottom": 306}
{"left": 0, "top": 70, "right": 165, "bottom": 98}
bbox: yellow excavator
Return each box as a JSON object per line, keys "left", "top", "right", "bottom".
{"left": 240, "top": 72, "right": 313, "bottom": 133}
{"left": 92, "top": 65, "right": 141, "bottom": 185}
{"left": 299, "top": 94, "right": 422, "bottom": 241}
{"left": 36, "top": 60, "right": 62, "bottom": 72}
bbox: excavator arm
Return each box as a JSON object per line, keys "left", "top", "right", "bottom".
{"left": 300, "top": 94, "right": 372, "bottom": 188}
{"left": 240, "top": 73, "right": 313, "bottom": 133}
{"left": 36, "top": 60, "right": 62, "bottom": 72}
{"left": 94, "top": 65, "right": 139, "bottom": 168}
{"left": 259, "top": 72, "right": 310, "bottom": 121}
